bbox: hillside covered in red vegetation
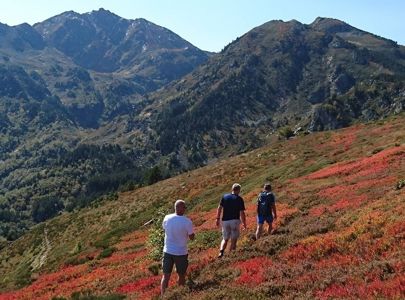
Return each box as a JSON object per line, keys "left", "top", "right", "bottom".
{"left": 1, "top": 115, "right": 404, "bottom": 299}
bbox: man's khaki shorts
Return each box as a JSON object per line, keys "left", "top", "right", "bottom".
{"left": 221, "top": 219, "right": 241, "bottom": 240}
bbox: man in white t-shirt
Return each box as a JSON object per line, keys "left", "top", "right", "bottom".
{"left": 161, "top": 199, "right": 195, "bottom": 297}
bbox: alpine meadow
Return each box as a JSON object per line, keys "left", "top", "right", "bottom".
{"left": 0, "top": 7, "right": 404, "bottom": 300}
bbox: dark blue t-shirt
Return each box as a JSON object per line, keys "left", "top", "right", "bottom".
{"left": 220, "top": 193, "right": 245, "bottom": 221}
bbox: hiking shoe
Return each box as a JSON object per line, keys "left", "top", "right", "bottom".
{"left": 218, "top": 250, "right": 224, "bottom": 258}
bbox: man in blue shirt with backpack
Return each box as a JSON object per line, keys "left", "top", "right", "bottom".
{"left": 256, "top": 183, "right": 277, "bottom": 240}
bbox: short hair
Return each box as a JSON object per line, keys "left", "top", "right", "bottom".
{"left": 264, "top": 183, "right": 272, "bottom": 191}
{"left": 174, "top": 199, "right": 186, "bottom": 210}
{"left": 232, "top": 183, "right": 241, "bottom": 191}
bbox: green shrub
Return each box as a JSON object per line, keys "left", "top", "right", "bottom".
{"left": 14, "top": 261, "right": 32, "bottom": 287}
{"left": 372, "top": 147, "right": 384, "bottom": 154}
{"left": 278, "top": 126, "right": 294, "bottom": 140}
{"left": 97, "top": 247, "right": 115, "bottom": 259}
{"left": 64, "top": 255, "right": 91, "bottom": 266}
{"left": 396, "top": 179, "right": 405, "bottom": 190}
{"left": 190, "top": 230, "right": 221, "bottom": 251}
{"left": 148, "top": 262, "right": 161, "bottom": 275}
{"left": 147, "top": 209, "right": 167, "bottom": 261}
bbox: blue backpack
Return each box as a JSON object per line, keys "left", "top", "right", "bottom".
{"left": 257, "top": 192, "right": 275, "bottom": 217}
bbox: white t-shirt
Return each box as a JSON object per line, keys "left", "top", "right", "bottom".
{"left": 162, "top": 213, "right": 194, "bottom": 255}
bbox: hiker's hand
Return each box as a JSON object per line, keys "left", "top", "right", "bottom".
{"left": 216, "top": 218, "right": 220, "bottom": 227}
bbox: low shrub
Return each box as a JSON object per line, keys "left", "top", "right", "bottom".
{"left": 97, "top": 247, "right": 115, "bottom": 259}
{"left": 396, "top": 179, "right": 405, "bottom": 190}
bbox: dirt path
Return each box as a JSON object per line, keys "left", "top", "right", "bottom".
{"left": 31, "top": 226, "right": 51, "bottom": 270}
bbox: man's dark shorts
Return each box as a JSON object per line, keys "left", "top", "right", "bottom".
{"left": 162, "top": 252, "right": 189, "bottom": 274}
{"left": 257, "top": 215, "right": 273, "bottom": 224}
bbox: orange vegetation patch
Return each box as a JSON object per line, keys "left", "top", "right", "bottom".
{"left": 327, "top": 126, "right": 360, "bottom": 151}
{"left": 317, "top": 177, "right": 396, "bottom": 200}
{"left": 0, "top": 247, "right": 152, "bottom": 299}
{"left": 316, "top": 275, "right": 405, "bottom": 299}
{"left": 387, "top": 220, "right": 405, "bottom": 236}
{"left": 369, "top": 123, "right": 394, "bottom": 135}
{"left": 309, "top": 195, "right": 368, "bottom": 216}
{"left": 280, "top": 234, "right": 339, "bottom": 262}
{"left": 0, "top": 293, "right": 17, "bottom": 300}
{"left": 309, "top": 176, "right": 397, "bottom": 217}
{"left": 0, "top": 265, "right": 89, "bottom": 300}
{"left": 314, "top": 254, "right": 361, "bottom": 269}
{"left": 114, "top": 230, "right": 148, "bottom": 251}
{"left": 116, "top": 275, "right": 160, "bottom": 294}
{"left": 116, "top": 274, "right": 176, "bottom": 299}
{"left": 191, "top": 208, "right": 218, "bottom": 231}
{"left": 99, "top": 248, "right": 148, "bottom": 266}
{"left": 232, "top": 257, "right": 273, "bottom": 286}
{"left": 305, "top": 146, "right": 404, "bottom": 180}
{"left": 189, "top": 248, "right": 218, "bottom": 273}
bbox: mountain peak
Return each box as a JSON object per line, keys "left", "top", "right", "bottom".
{"left": 91, "top": 7, "right": 111, "bottom": 14}
{"left": 88, "top": 8, "right": 122, "bottom": 20}
{"left": 56, "top": 10, "right": 82, "bottom": 20}
{"left": 310, "top": 17, "right": 357, "bottom": 34}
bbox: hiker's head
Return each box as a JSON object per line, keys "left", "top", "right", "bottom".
{"left": 264, "top": 183, "right": 272, "bottom": 191}
{"left": 174, "top": 199, "right": 186, "bottom": 215}
{"left": 232, "top": 183, "right": 241, "bottom": 195}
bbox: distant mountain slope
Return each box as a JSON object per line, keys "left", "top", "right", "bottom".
{"left": 0, "top": 22, "right": 45, "bottom": 51}
{"left": 34, "top": 8, "right": 209, "bottom": 81}
{"left": 1, "top": 8, "right": 209, "bottom": 128}
{"left": 0, "top": 115, "right": 403, "bottom": 299}
{"left": 141, "top": 18, "right": 404, "bottom": 162}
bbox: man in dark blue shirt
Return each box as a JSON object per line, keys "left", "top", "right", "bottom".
{"left": 216, "top": 183, "right": 246, "bottom": 257}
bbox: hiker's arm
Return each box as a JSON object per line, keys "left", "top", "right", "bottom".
{"left": 188, "top": 221, "right": 195, "bottom": 240}
{"left": 216, "top": 206, "right": 222, "bottom": 226}
{"left": 240, "top": 210, "right": 247, "bottom": 229}
{"left": 272, "top": 203, "right": 277, "bottom": 219}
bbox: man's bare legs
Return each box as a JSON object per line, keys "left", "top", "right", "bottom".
{"left": 161, "top": 272, "right": 187, "bottom": 297}
{"left": 256, "top": 222, "right": 273, "bottom": 240}
{"left": 219, "top": 238, "right": 229, "bottom": 257}
{"left": 230, "top": 238, "right": 238, "bottom": 250}
{"left": 178, "top": 273, "right": 186, "bottom": 286}
{"left": 161, "top": 273, "right": 171, "bottom": 297}
{"left": 267, "top": 222, "right": 273, "bottom": 235}
{"left": 256, "top": 223, "right": 263, "bottom": 240}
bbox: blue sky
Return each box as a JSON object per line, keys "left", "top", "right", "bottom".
{"left": 0, "top": 0, "right": 404, "bottom": 52}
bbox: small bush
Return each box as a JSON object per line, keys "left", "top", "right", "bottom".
{"left": 372, "top": 147, "right": 384, "bottom": 154}
{"left": 148, "top": 262, "right": 161, "bottom": 275}
{"left": 64, "top": 256, "right": 91, "bottom": 266}
{"left": 14, "top": 262, "right": 32, "bottom": 287}
{"left": 190, "top": 230, "right": 221, "bottom": 250}
{"left": 396, "top": 179, "right": 405, "bottom": 190}
{"left": 147, "top": 208, "right": 167, "bottom": 261}
{"left": 97, "top": 247, "right": 115, "bottom": 259}
{"left": 278, "top": 127, "right": 294, "bottom": 140}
